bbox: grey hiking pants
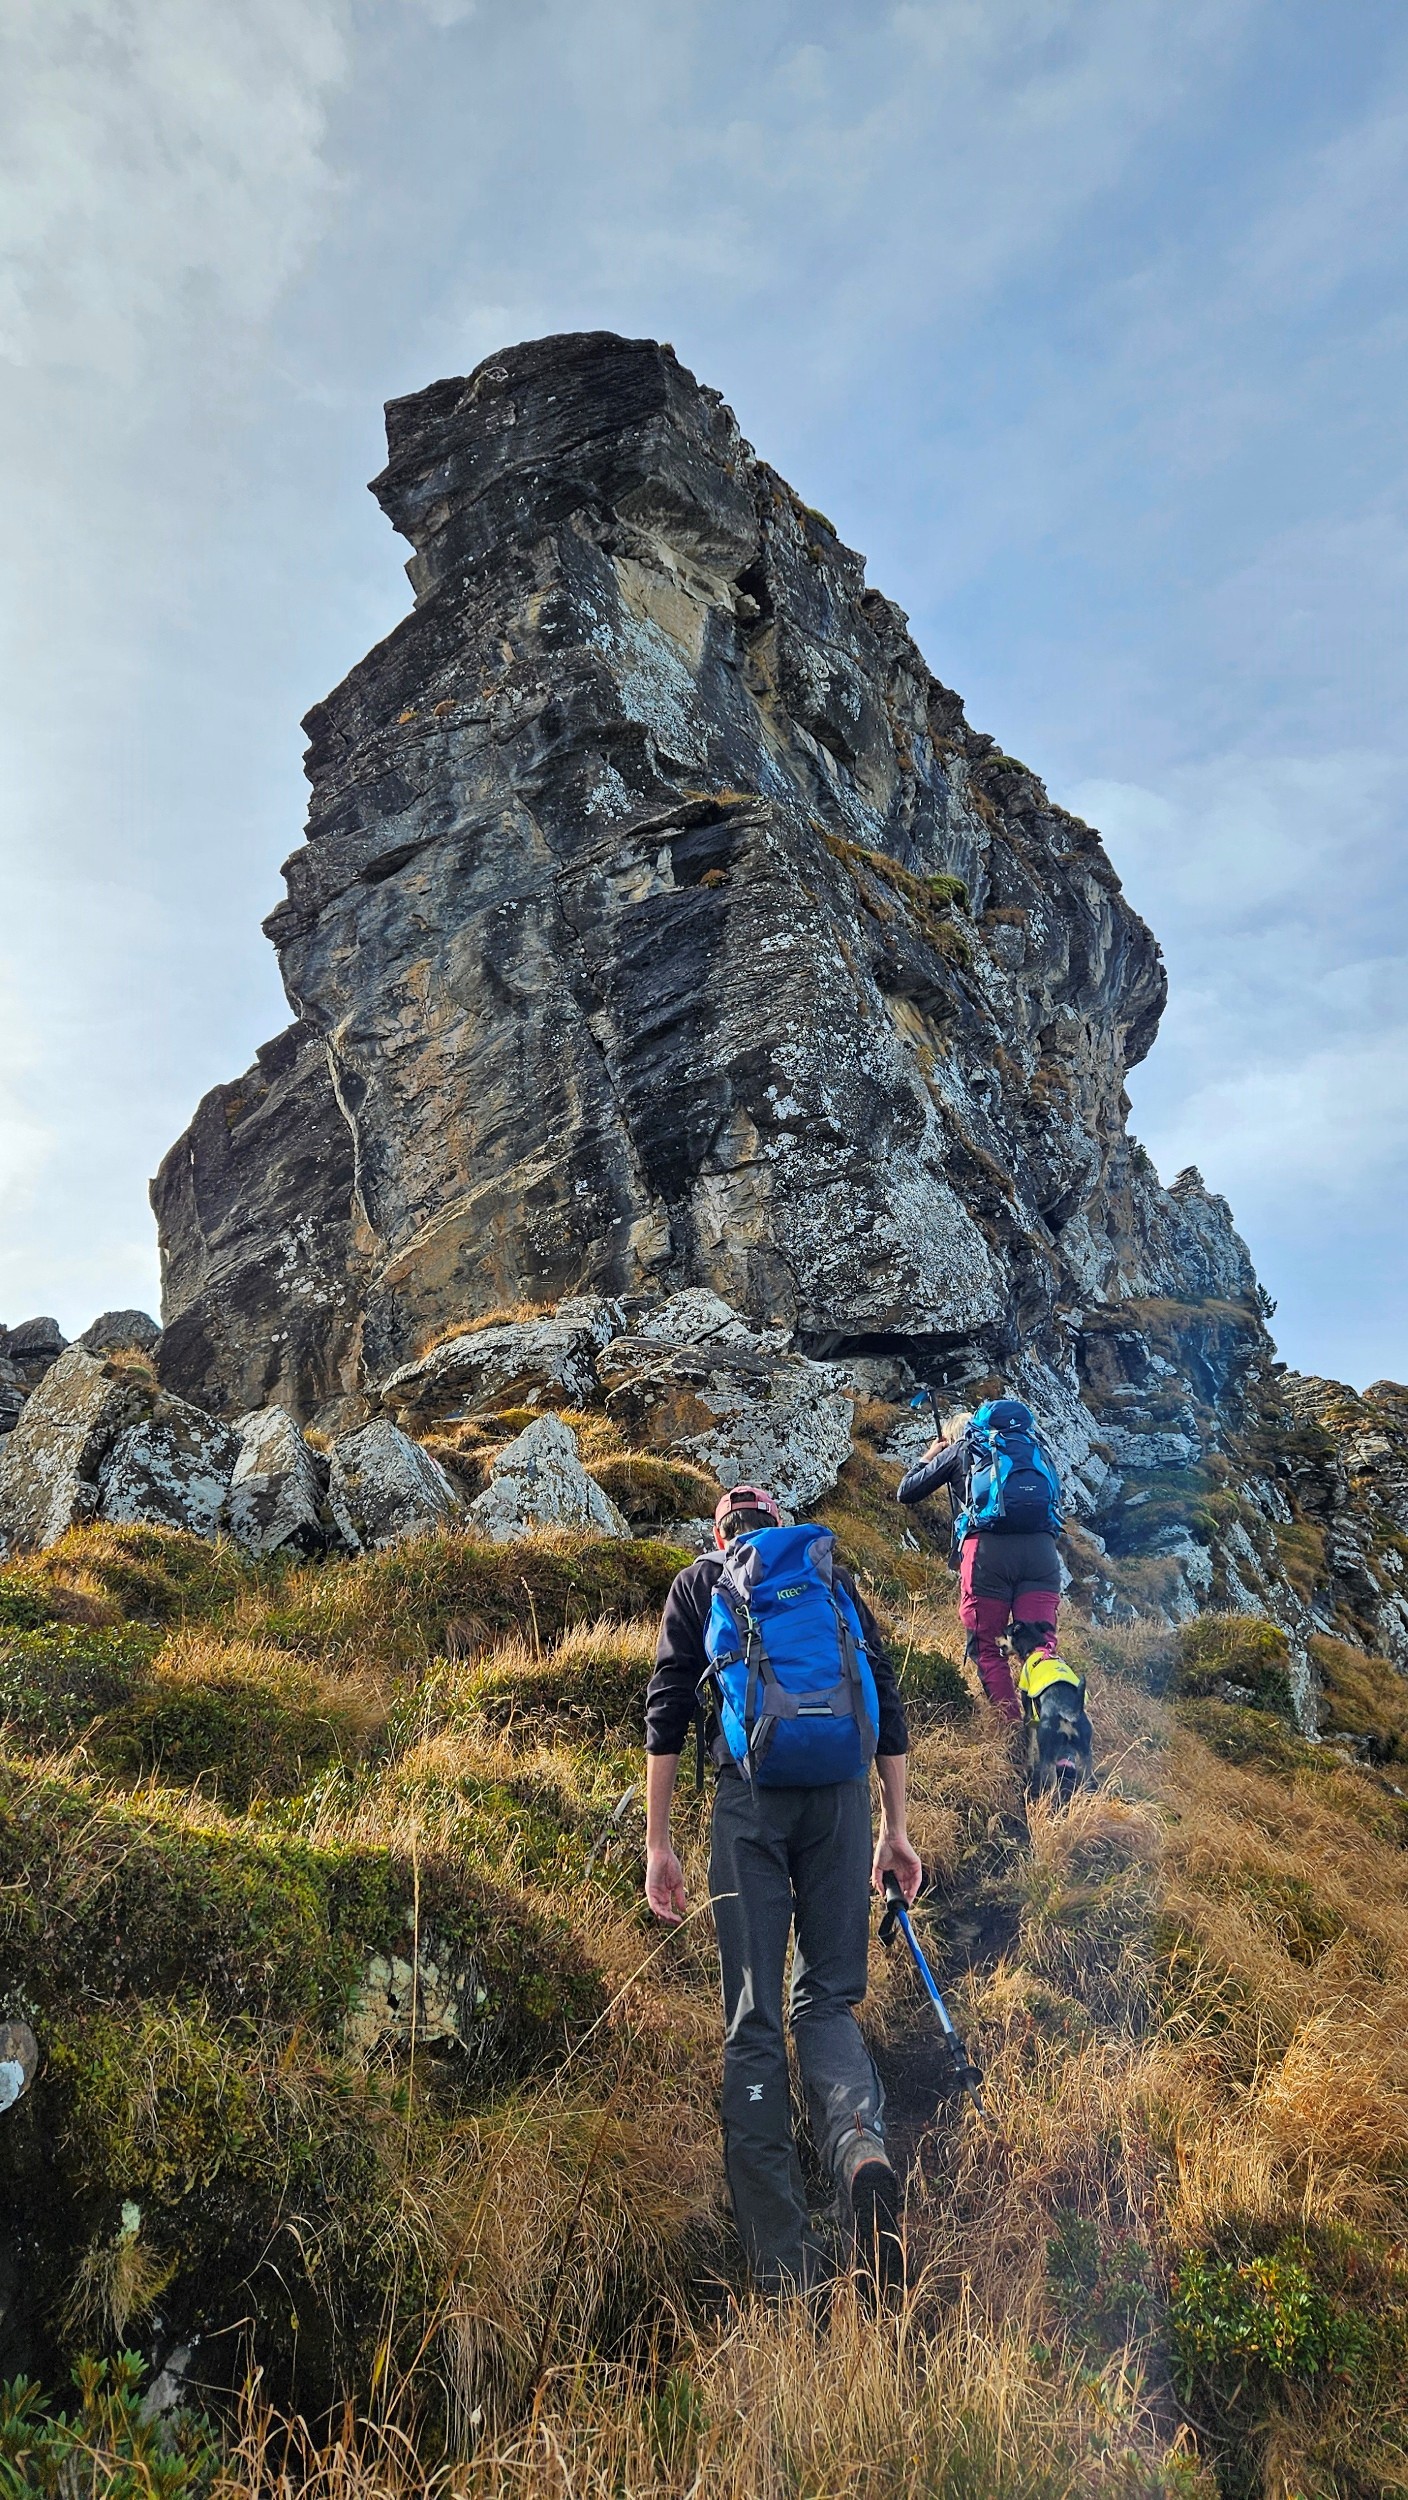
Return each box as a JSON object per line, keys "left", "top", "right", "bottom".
{"left": 708, "top": 1773, "right": 883, "bottom": 2293}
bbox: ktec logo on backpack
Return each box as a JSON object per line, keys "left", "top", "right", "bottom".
{"left": 701, "top": 1524, "right": 880, "bottom": 1787}
{"left": 961, "top": 1399, "right": 1063, "bottom": 1537}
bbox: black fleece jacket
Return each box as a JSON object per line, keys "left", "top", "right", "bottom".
{"left": 895, "top": 1438, "right": 969, "bottom": 1513}
{"left": 644, "top": 1549, "right": 910, "bottom": 1760}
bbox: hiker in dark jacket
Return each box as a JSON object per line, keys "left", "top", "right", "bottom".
{"left": 897, "top": 1405, "right": 1061, "bottom": 1722}
{"left": 644, "top": 1485, "right": 920, "bottom": 2300}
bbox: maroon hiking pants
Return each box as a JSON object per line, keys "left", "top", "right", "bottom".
{"left": 958, "top": 1531, "right": 1061, "bottom": 1720}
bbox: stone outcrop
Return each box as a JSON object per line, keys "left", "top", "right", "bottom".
{"left": 597, "top": 1299, "right": 854, "bottom": 1513}
{"left": 0, "top": 1348, "right": 153, "bottom": 1551}
{"left": 96, "top": 1396, "right": 239, "bottom": 1538}
{"left": 134, "top": 328, "right": 1401, "bottom": 1683}
{"left": 328, "top": 1419, "right": 462, "bottom": 1551}
{"left": 152, "top": 1020, "right": 365, "bottom": 1423}
{"left": 468, "top": 1412, "right": 630, "bottom": 1542}
{"left": 223, "top": 1406, "right": 335, "bottom": 1557}
{"left": 153, "top": 331, "right": 1180, "bottom": 1405}
{"left": 0, "top": 1320, "right": 67, "bottom": 1437}
{"left": 377, "top": 1299, "right": 618, "bottom": 1434}
{"left": 78, "top": 1311, "right": 160, "bottom": 1356}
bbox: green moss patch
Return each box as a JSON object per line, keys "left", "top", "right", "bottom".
{"left": 0, "top": 1622, "right": 375, "bottom": 1806}
{"left": 0, "top": 1758, "right": 601, "bottom": 2059}
{"left": 0, "top": 1623, "right": 157, "bottom": 1752}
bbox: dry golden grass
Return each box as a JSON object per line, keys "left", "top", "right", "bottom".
{"left": 414, "top": 1307, "right": 561, "bottom": 1359}
{"left": 9, "top": 1520, "right": 1408, "bottom": 2494}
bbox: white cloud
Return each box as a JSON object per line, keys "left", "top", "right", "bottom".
{"left": 0, "top": 0, "right": 351, "bottom": 375}
{"left": 1071, "top": 755, "right": 1408, "bottom": 1247}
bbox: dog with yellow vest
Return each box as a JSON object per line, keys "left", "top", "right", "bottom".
{"left": 1008, "top": 1623, "right": 1094, "bottom": 1798}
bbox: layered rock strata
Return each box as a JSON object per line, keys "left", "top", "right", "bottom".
{"left": 130, "top": 330, "right": 1402, "bottom": 1694}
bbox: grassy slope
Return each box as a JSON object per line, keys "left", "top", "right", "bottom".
{"left": 1, "top": 1466, "right": 1406, "bottom": 2498}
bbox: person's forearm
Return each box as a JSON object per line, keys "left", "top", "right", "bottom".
{"left": 875, "top": 1752, "right": 908, "bottom": 1838}
{"left": 645, "top": 1751, "right": 681, "bottom": 1847}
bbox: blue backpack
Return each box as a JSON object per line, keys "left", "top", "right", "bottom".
{"left": 960, "top": 1399, "right": 1063, "bottom": 1538}
{"left": 701, "top": 1524, "right": 880, "bottom": 1787}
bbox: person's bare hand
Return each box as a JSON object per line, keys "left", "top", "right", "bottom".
{"left": 922, "top": 1436, "right": 944, "bottom": 1460}
{"left": 872, "top": 1831, "right": 923, "bottom": 1904}
{"left": 645, "top": 1843, "right": 687, "bottom": 1923}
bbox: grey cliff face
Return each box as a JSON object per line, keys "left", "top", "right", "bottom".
{"left": 155, "top": 331, "right": 1185, "bottom": 1399}
{"left": 143, "top": 329, "right": 1408, "bottom": 1687}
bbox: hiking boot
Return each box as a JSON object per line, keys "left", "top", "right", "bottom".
{"left": 0, "top": 2022, "right": 38, "bottom": 2115}
{"left": 835, "top": 2129, "right": 906, "bottom": 2303}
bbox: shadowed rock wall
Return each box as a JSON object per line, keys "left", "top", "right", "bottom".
{"left": 148, "top": 330, "right": 1408, "bottom": 1688}
{"left": 155, "top": 331, "right": 1228, "bottom": 1391}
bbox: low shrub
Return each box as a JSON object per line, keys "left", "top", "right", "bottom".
{"left": 0, "top": 2352, "right": 221, "bottom": 2499}
{"left": 897, "top": 1646, "right": 972, "bottom": 1715}
{"left": 1171, "top": 2242, "right": 1371, "bottom": 2399}
{"left": 1046, "top": 2211, "right": 1153, "bottom": 2345}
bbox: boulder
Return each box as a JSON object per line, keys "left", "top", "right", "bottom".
{"left": 223, "top": 1407, "right": 334, "bottom": 1556}
{"left": 0, "top": 1358, "right": 25, "bottom": 1438}
{"left": 0, "top": 1347, "right": 154, "bottom": 1552}
{"left": 0, "top": 1317, "right": 66, "bottom": 1367}
{"left": 328, "top": 1418, "right": 463, "bottom": 1550}
{"left": 377, "top": 1301, "right": 619, "bottom": 1433}
{"left": 0, "top": 1318, "right": 68, "bottom": 1411}
{"left": 78, "top": 1310, "right": 161, "bottom": 1355}
{"left": 96, "top": 1396, "right": 240, "bottom": 1538}
{"left": 468, "top": 1413, "right": 630, "bottom": 1543}
{"left": 597, "top": 1329, "right": 853, "bottom": 1514}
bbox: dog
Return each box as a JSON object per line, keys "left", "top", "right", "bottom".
{"left": 1009, "top": 1625, "right": 1094, "bottom": 1798}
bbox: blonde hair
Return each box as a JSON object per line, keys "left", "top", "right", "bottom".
{"left": 942, "top": 1409, "right": 974, "bottom": 1442}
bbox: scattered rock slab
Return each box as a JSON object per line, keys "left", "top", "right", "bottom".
{"left": 0, "top": 1347, "right": 154, "bottom": 1552}
{"left": 597, "top": 1328, "right": 853, "bottom": 1513}
{"left": 78, "top": 1310, "right": 161, "bottom": 1355}
{"left": 223, "top": 1406, "right": 334, "bottom": 1556}
{"left": 377, "top": 1301, "right": 620, "bottom": 1432}
{"left": 345, "top": 1938, "right": 484, "bottom": 2058}
{"left": 97, "top": 1396, "right": 240, "bottom": 1538}
{"left": 329, "top": 1418, "right": 463, "bottom": 1550}
{"left": 468, "top": 1413, "right": 630, "bottom": 1543}
{"left": 659, "top": 1516, "right": 717, "bottom": 1556}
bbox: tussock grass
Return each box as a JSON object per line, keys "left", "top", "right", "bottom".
{"left": 6, "top": 1524, "right": 1408, "bottom": 2492}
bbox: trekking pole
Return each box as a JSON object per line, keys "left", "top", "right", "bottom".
{"left": 879, "top": 1873, "right": 989, "bottom": 2118}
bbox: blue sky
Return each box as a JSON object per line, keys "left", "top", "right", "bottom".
{"left": 2, "top": 0, "right": 1405, "bottom": 1386}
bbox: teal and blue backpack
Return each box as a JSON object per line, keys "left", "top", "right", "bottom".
{"left": 960, "top": 1399, "right": 1063, "bottom": 1538}
{"left": 701, "top": 1523, "right": 880, "bottom": 1787}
